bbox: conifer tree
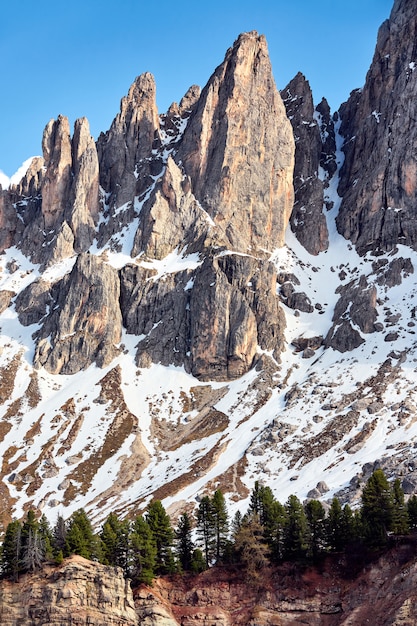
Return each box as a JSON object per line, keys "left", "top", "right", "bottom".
{"left": 1, "top": 520, "right": 22, "bottom": 581}
{"left": 175, "top": 512, "right": 194, "bottom": 571}
{"left": 52, "top": 514, "right": 67, "bottom": 556}
{"left": 146, "top": 500, "right": 175, "bottom": 574}
{"left": 21, "top": 528, "right": 45, "bottom": 573}
{"left": 361, "top": 469, "right": 394, "bottom": 547}
{"left": 211, "top": 490, "right": 229, "bottom": 562}
{"left": 130, "top": 515, "right": 157, "bottom": 585}
{"left": 391, "top": 479, "right": 409, "bottom": 535}
{"left": 196, "top": 495, "right": 215, "bottom": 566}
{"left": 407, "top": 494, "right": 417, "bottom": 530}
{"left": 101, "top": 512, "right": 130, "bottom": 573}
{"left": 65, "top": 509, "right": 98, "bottom": 559}
{"left": 283, "top": 495, "right": 309, "bottom": 560}
{"left": 304, "top": 499, "right": 327, "bottom": 561}
{"left": 327, "top": 497, "right": 345, "bottom": 552}
{"left": 20, "top": 510, "right": 46, "bottom": 573}
{"left": 38, "top": 514, "right": 53, "bottom": 561}
{"left": 190, "top": 548, "right": 207, "bottom": 573}
{"left": 234, "top": 514, "right": 269, "bottom": 580}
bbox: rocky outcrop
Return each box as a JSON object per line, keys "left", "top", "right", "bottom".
{"left": 33, "top": 254, "right": 122, "bottom": 374}
{"left": 0, "top": 188, "right": 20, "bottom": 253}
{"left": 325, "top": 276, "right": 378, "bottom": 352}
{"left": 189, "top": 254, "right": 285, "bottom": 380}
{"left": 97, "top": 72, "right": 160, "bottom": 212}
{"left": 17, "top": 117, "right": 99, "bottom": 265}
{"left": 282, "top": 73, "right": 329, "bottom": 255}
{"left": 176, "top": 31, "right": 294, "bottom": 254}
{"left": 337, "top": 0, "right": 417, "bottom": 254}
{"left": 130, "top": 156, "right": 216, "bottom": 259}
{"left": 4, "top": 548, "right": 417, "bottom": 626}
{"left": 135, "top": 544, "right": 417, "bottom": 626}
{"left": 0, "top": 556, "right": 138, "bottom": 625}
{"left": 41, "top": 115, "right": 73, "bottom": 230}
{"left": 121, "top": 252, "right": 284, "bottom": 381}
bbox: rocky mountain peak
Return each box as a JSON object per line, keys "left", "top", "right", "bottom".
{"left": 41, "top": 115, "right": 72, "bottom": 230}
{"left": 176, "top": 30, "right": 294, "bottom": 254}
{"left": 336, "top": 0, "right": 417, "bottom": 254}
{"left": 97, "top": 71, "right": 160, "bottom": 211}
{"left": 281, "top": 72, "right": 330, "bottom": 255}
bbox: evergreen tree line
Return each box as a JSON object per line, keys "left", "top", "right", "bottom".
{"left": 2, "top": 469, "right": 417, "bottom": 584}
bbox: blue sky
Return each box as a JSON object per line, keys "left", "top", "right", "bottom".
{"left": 1, "top": 0, "right": 392, "bottom": 178}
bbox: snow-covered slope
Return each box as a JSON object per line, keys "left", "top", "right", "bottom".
{"left": 1, "top": 2, "right": 417, "bottom": 528}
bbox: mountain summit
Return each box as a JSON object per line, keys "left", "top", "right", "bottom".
{"left": 0, "top": 0, "right": 416, "bottom": 528}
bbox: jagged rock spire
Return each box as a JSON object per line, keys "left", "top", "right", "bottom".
{"left": 176, "top": 31, "right": 295, "bottom": 254}
{"left": 337, "top": 0, "right": 417, "bottom": 254}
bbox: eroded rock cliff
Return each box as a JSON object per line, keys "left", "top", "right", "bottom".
{"left": 0, "top": 556, "right": 138, "bottom": 626}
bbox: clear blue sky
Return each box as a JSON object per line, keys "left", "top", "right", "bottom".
{"left": 1, "top": 0, "right": 393, "bottom": 178}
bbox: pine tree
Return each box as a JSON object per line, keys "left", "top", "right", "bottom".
{"left": 20, "top": 510, "right": 46, "bottom": 573}
{"left": 39, "top": 514, "right": 53, "bottom": 561}
{"left": 101, "top": 512, "right": 130, "bottom": 573}
{"left": 304, "top": 499, "right": 326, "bottom": 561}
{"left": 65, "top": 509, "right": 98, "bottom": 559}
{"left": 130, "top": 515, "right": 157, "bottom": 585}
{"left": 1, "top": 520, "right": 22, "bottom": 581}
{"left": 175, "top": 512, "right": 194, "bottom": 572}
{"left": 327, "top": 497, "right": 345, "bottom": 552}
{"left": 391, "top": 479, "right": 409, "bottom": 535}
{"left": 190, "top": 548, "right": 207, "bottom": 573}
{"left": 52, "top": 514, "right": 67, "bottom": 556}
{"left": 248, "top": 481, "right": 263, "bottom": 517}
{"left": 196, "top": 495, "right": 215, "bottom": 566}
{"left": 211, "top": 490, "right": 229, "bottom": 562}
{"left": 146, "top": 500, "right": 175, "bottom": 574}
{"left": 21, "top": 528, "right": 45, "bottom": 573}
{"left": 361, "top": 470, "right": 394, "bottom": 547}
{"left": 407, "top": 494, "right": 417, "bottom": 530}
{"left": 283, "top": 495, "right": 309, "bottom": 560}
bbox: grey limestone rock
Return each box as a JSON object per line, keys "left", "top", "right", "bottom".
{"left": 18, "top": 116, "right": 99, "bottom": 265}
{"left": 33, "top": 254, "right": 122, "bottom": 374}
{"left": 337, "top": 0, "right": 417, "bottom": 255}
{"left": 120, "top": 253, "right": 285, "bottom": 381}
{"left": 282, "top": 73, "right": 329, "bottom": 255}
{"left": 325, "top": 275, "right": 377, "bottom": 352}
{"left": 15, "top": 279, "right": 53, "bottom": 326}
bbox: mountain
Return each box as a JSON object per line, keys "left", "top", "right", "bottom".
{"left": 0, "top": 0, "right": 416, "bottom": 531}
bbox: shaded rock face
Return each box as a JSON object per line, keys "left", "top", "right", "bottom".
{"left": 282, "top": 73, "right": 329, "bottom": 255}
{"left": 337, "top": 0, "right": 417, "bottom": 254}
{"left": 325, "top": 276, "right": 378, "bottom": 352}
{"left": 176, "top": 31, "right": 295, "bottom": 253}
{"left": 0, "top": 556, "right": 138, "bottom": 626}
{"left": 120, "top": 253, "right": 284, "bottom": 381}
{"left": 33, "top": 254, "right": 122, "bottom": 374}
{"left": 0, "top": 188, "right": 21, "bottom": 253}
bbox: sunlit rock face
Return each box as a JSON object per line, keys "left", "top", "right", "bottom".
{"left": 176, "top": 31, "right": 295, "bottom": 254}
